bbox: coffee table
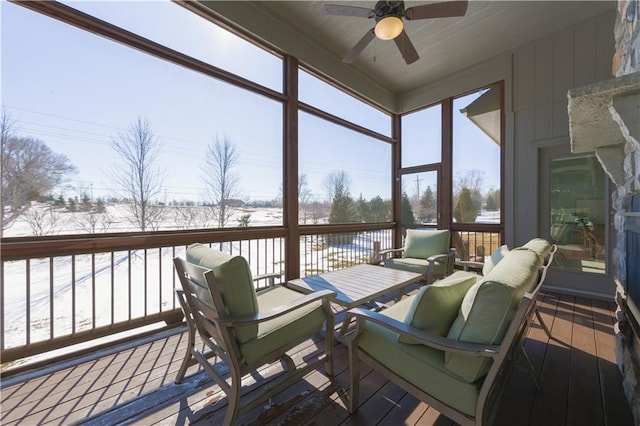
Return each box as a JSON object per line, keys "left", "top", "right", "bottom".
{"left": 286, "top": 264, "right": 423, "bottom": 309}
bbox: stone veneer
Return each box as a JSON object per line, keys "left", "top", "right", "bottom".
{"left": 569, "top": 0, "right": 640, "bottom": 421}
{"left": 612, "top": 0, "right": 640, "bottom": 422}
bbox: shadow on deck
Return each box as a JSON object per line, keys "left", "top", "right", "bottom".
{"left": 0, "top": 292, "right": 634, "bottom": 425}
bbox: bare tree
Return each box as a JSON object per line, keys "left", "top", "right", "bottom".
{"left": 454, "top": 169, "right": 486, "bottom": 194}
{"left": 110, "top": 117, "right": 165, "bottom": 231}
{"left": 322, "top": 170, "right": 351, "bottom": 202}
{"left": 171, "top": 205, "right": 205, "bottom": 230}
{"left": 73, "top": 209, "right": 113, "bottom": 233}
{"left": 1, "top": 108, "right": 76, "bottom": 234}
{"left": 24, "top": 204, "right": 63, "bottom": 236}
{"left": 202, "top": 136, "right": 240, "bottom": 228}
{"left": 299, "top": 173, "right": 313, "bottom": 224}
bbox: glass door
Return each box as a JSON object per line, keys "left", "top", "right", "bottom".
{"left": 539, "top": 145, "right": 614, "bottom": 296}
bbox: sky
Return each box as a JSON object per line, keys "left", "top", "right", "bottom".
{"left": 1, "top": 0, "right": 500, "bottom": 205}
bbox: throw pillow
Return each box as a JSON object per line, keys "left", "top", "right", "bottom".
{"left": 482, "top": 244, "right": 510, "bottom": 276}
{"left": 398, "top": 272, "right": 478, "bottom": 344}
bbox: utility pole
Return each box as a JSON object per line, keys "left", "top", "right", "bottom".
{"left": 414, "top": 175, "right": 423, "bottom": 200}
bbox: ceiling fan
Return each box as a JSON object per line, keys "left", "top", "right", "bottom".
{"left": 324, "top": 1, "right": 468, "bottom": 65}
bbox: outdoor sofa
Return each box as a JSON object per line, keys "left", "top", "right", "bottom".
{"left": 344, "top": 238, "right": 555, "bottom": 426}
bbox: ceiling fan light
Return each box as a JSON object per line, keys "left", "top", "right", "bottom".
{"left": 374, "top": 16, "right": 403, "bottom": 40}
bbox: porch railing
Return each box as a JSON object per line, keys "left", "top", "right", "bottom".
{"left": 452, "top": 228, "right": 503, "bottom": 261}
{"left": 0, "top": 226, "right": 393, "bottom": 367}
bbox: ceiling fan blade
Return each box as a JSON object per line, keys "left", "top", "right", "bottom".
{"left": 405, "top": 0, "right": 468, "bottom": 20}
{"left": 394, "top": 30, "right": 419, "bottom": 65}
{"left": 324, "top": 4, "right": 375, "bottom": 18}
{"left": 343, "top": 28, "right": 376, "bottom": 64}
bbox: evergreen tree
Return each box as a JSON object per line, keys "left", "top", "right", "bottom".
{"left": 55, "top": 194, "right": 65, "bottom": 207}
{"left": 67, "top": 197, "right": 77, "bottom": 212}
{"left": 419, "top": 185, "right": 437, "bottom": 223}
{"left": 485, "top": 189, "right": 500, "bottom": 211}
{"left": 95, "top": 198, "right": 106, "bottom": 213}
{"left": 454, "top": 187, "right": 477, "bottom": 222}
{"left": 328, "top": 187, "right": 354, "bottom": 224}
{"left": 368, "top": 195, "right": 389, "bottom": 222}
{"left": 81, "top": 192, "right": 91, "bottom": 211}
{"left": 326, "top": 171, "right": 355, "bottom": 245}
{"left": 354, "top": 194, "right": 369, "bottom": 222}
{"left": 401, "top": 192, "right": 416, "bottom": 226}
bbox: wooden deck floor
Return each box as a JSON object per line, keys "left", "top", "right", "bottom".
{"left": 0, "top": 292, "right": 634, "bottom": 425}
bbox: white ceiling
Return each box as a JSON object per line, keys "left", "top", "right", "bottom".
{"left": 201, "top": 0, "right": 616, "bottom": 109}
{"left": 250, "top": 1, "right": 615, "bottom": 93}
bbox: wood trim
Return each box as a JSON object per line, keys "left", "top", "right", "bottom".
{"left": 499, "top": 79, "right": 506, "bottom": 244}
{"left": 284, "top": 56, "right": 300, "bottom": 281}
{"left": 450, "top": 223, "right": 503, "bottom": 232}
{"left": 300, "top": 222, "right": 394, "bottom": 236}
{"left": 398, "top": 163, "right": 441, "bottom": 175}
{"left": 441, "top": 98, "right": 453, "bottom": 230}
{"left": 392, "top": 113, "right": 402, "bottom": 248}
{"left": 299, "top": 102, "right": 395, "bottom": 144}
{"left": 0, "top": 228, "right": 287, "bottom": 261}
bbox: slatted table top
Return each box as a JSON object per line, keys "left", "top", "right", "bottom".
{"left": 286, "top": 264, "right": 423, "bottom": 309}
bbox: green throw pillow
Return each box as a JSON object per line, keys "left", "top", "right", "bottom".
{"left": 398, "top": 272, "right": 478, "bottom": 344}
{"left": 482, "top": 244, "right": 509, "bottom": 276}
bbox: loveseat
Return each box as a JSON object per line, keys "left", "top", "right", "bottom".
{"left": 344, "top": 238, "right": 555, "bottom": 426}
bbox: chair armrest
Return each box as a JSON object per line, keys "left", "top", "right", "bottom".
{"left": 426, "top": 253, "right": 448, "bottom": 263}
{"left": 425, "top": 249, "right": 456, "bottom": 276}
{"left": 253, "top": 272, "right": 282, "bottom": 288}
{"left": 379, "top": 248, "right": 404, "bottom": 261}
{"left": 425, "top": 248, "right": 456, "bottom": 264}
{"left": 342, "top": 307, "right": 499, "bottom": 358}
{"left": 218, "top": 289, "right": 336, "bottom": 326}
{"left": 456, "top": 260, "right": 484, "bottom": 271}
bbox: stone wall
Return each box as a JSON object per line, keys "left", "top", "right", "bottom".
{"left": 613, "top": 0, "right": 639, "bottom": 76}
{"left": 612, "top": 0, "right": 640, "bottom": 423}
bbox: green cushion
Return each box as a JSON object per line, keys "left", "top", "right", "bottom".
{"left": 239, "top": 285, "right": 325, "bottom": 366}
{"left": 357, "top": 299, "right": 481, "bottom": 417}
{"left": 403, "top": 229, "right": 450, "bottom": 259}
{"left": 445, "top": 248, "right": 542, "bottom": 382}
{"left": 482, "top": 244, "right": 509, "bottom": 276}
{"left": 186, "top": 243, "right": 258, "bottom": 344}
{"left": 383, "top": 257, "right": 447, "bottom": 277}
{"left": 398, "top": 272, "right": 478, "bottom": 343}
{"left": 522, "top": 238, "right": 553, "bottom": 263}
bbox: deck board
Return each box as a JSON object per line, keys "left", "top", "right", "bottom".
{"left": 0, "top": 292, "right": 633, "bottom": 426}
{"left": 528, "top": 292, "right": 575, "bottom": 425}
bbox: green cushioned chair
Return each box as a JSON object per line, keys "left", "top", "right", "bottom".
{"left": 381, "top": 229, "right": 456, "bottom": 283}
{"left": 174, "top": 244, "right": 335, "bottom": 426}
{"left": 344, "top": 239, "right": 557, "bottom": 426}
